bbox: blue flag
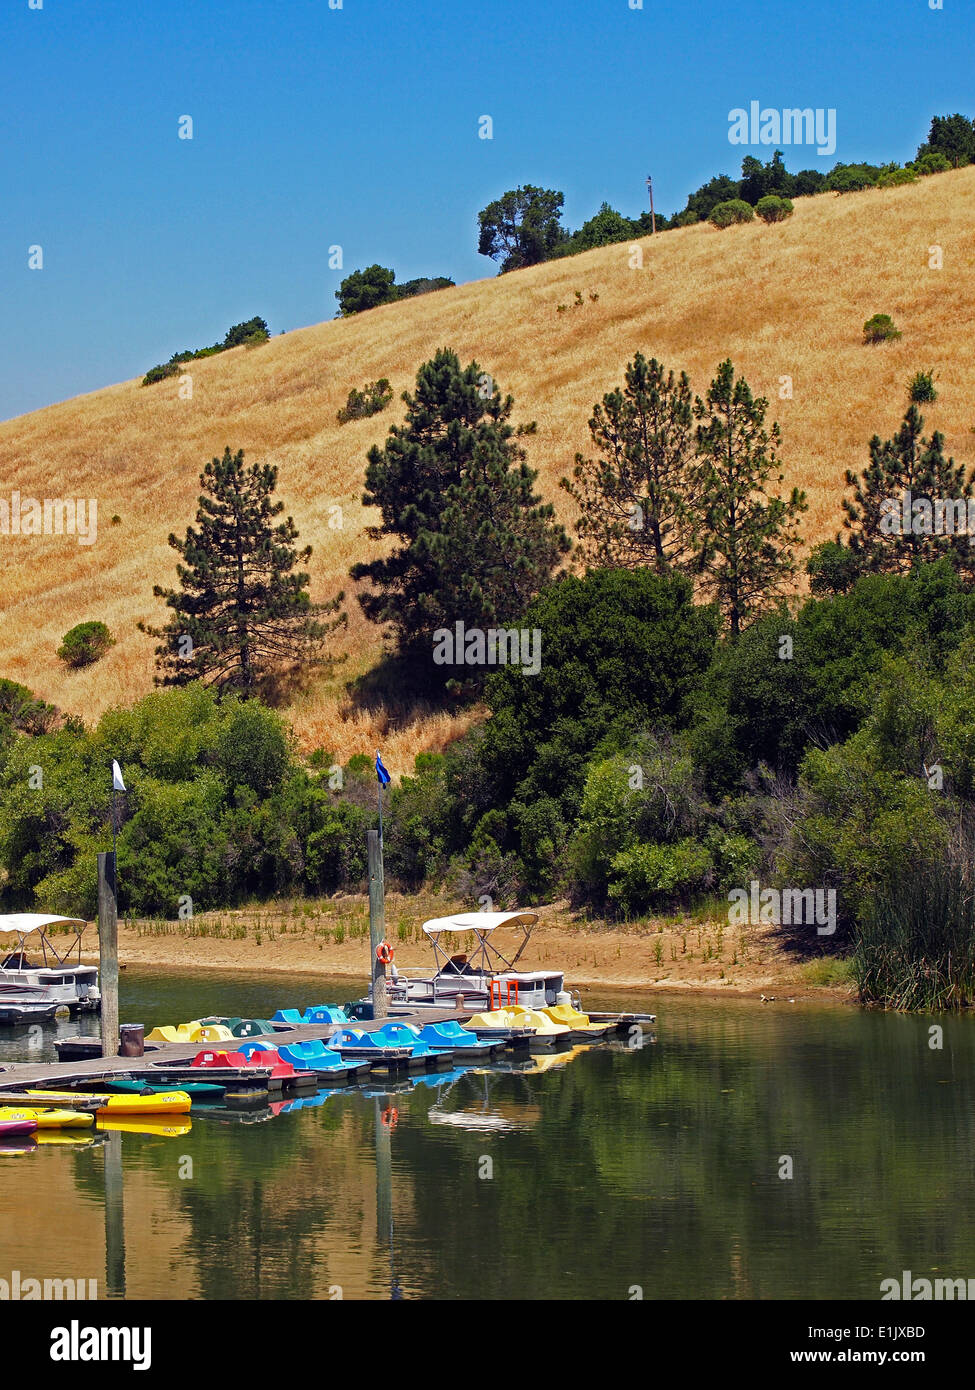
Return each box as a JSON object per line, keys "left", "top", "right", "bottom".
{"left": 375, "top": 751, "right": 391, "bottom": 787}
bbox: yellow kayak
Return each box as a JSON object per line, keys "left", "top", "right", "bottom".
{"left": 0, "top": 1106, "right": 93, "bottom": 1130}
{"left": 27, "top": 1090, "right": 192, "bottom": 1117}
{"left": 34, "top": 1131, "right": 100, "bottom": 1147}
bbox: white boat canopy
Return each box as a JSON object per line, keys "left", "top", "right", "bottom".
{"left": 0, "top": 915, "right": 88, "bottom": 933}
{"left": 420, "top": 911, "right": 539, "bottom": 975}
{"left": 0, "top": 914, "right": 90, "bottom": 967}
{"left": 422, "top": 911, "right": 538, "bottom": 937}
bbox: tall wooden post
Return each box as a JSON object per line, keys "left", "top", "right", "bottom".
{"left": 98, "top": 851, "right": 119, "bottom": 1056}
{"left": 647, "top": 175, "right": 656, "bottom": 235}
{"left": 367, "top": 829, "right": 388, "bottom": 1019}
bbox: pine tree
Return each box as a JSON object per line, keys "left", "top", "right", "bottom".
{"left": 350, "top": 349, "right": 570, "bottom": 673}
{"left": 691, "top": 360, "right": 806, "bottom": 636}
{"left": 842, "top": 400, "right": 973, "bottom": 576}
{"left": 144, "top": 448, "right": 345, "bottom": 694}
{"left": 560, "top": 354, "right": 697, "bottom": 572}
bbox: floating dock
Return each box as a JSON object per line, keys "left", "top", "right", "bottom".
{"left": 0, "top": 1007, "right": 474, "bottom": 1099}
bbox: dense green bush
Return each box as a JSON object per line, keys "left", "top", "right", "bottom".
{"left": 876, "top": 167, "right": 916, "bottom": 188}
{"left": 142, "top": 317, "right": 270, "bottom": 385}
{"left": 336, "top": 378, "right": 393, "bottom": 424}
{"left": 57, "top": 621, "right": 115, "bottom": 668}
{"left": 863, "top": 313, "right": 901, "bottom": 344}
{"left": 828, "top": 163, "right": 880, "bottom": 193}
{"left": 709, "top": 199, "right": 755, "bottom": 228}
{"left": 608, "top": 838, "right": 714, "bottom": 916}
{"left": 755, "top": 195, "right": 794, "bottom": 223}
{"left": 910, "top": 150, "right": 952, "bottom": 176}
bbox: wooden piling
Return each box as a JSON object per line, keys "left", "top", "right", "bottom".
{"left": 367, "top": 829, "right": 388, "bottom": 1019}
{"left": 97, "top": 851, "right": 119, "bottom": 1058}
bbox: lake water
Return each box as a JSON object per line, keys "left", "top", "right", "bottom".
{"left": 1, "top": 968, "right": 973, "bottom": 1301}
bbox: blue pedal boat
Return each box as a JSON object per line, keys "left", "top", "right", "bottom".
{"left": 371, "top": 1022, "right": 455, "bottom": 1070}
{"left": 278, "top": 1039, "right": 369, "bottom": 1084}
{"left": 333, "top": 1027, "right": 419, "bottom": 1070}
{"left": 302, "top": 1004, "right": 350, "bottom": 1025}
{"left": 415, "top": 1020, "right": 503, "bottom": 1061}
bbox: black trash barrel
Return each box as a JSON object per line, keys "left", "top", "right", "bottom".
{"left": 119, "top": 1023, "right": 145, "bottom": 1058}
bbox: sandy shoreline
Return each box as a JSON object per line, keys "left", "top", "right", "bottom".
{"left": 69, "top": 894, "right": 854, "bottom": 1005}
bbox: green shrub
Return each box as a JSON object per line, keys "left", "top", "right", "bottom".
{"left": 222, "top": 317, "right": 270, "bottom": 349}
{"left": 755, "top": 195, "right": 794, "bottom": 223}
{"left": 56, "top": 621, "right": 115, "bottom": 668}
{"left": 910, "top": 151, "right": 952, "bottom": 176}
{"left": 908, "top": 369, "right": 937, "bottom": 404}
{"left": 608, "top": 838, "right": 714, "bottom": 916}
{"left": 336, "top": 378, "right": 394, "bottom": 425}
{"left": 142, "top": 363, "right": 179, "bottom": 386}
{"left": 828, "top": 163, "right": 880, "bottom": 193}
{"left": 876, "top": 166, "right": 917, "bottom": 188}
{"left": 704, "top": 829, "right": 760, "bottom": 892}
{"left": 709, "top": 199, "right": 755, "bottom": 228}
{"left": 863, "top": 313, "right": 902, "bottom": 344}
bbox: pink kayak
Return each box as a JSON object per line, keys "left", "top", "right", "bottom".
{"left": 0, "top": 1119, "right": 38, "bottom": 1138}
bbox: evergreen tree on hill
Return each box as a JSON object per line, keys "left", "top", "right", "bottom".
{"left": 691, "top": 361, "right": 807, "bottom": 637}
{"left": 144, "top": 448, "right": 345, "bottom": 695}
{"left": 350, "top": 349, "right": 570, "bottom": 678}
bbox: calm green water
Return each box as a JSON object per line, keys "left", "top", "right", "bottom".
{"left": 2, "top": 969, "right": 974, "bottom": 1300}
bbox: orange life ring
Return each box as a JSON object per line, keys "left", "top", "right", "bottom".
{"left": 376, "top": 940, "right": 394, "bottom": 965}
{"left": 381, "top": 1106, "right": 398, "bottom": 1129}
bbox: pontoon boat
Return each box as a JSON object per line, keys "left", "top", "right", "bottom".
{"left": 0, "top": 915, "right": 101, "bottom": 1024}
{"left": 382, "top": 911, "right": 572, "bottom": 1013}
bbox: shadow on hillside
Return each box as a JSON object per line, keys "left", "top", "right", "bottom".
{"left": 341, "top": 651, "right": 473, "bottom": 730}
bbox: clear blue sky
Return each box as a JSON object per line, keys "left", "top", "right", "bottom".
{"left": 1, "top": 0, "right": 971, "bottom": 421}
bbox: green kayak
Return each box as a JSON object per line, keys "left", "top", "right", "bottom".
{"left": 103, "top": 1078, "right": 225, "bottom": 1100}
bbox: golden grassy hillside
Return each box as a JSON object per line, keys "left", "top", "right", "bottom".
{"left": 2, "top": 167, "right": 974, "bottom": 769}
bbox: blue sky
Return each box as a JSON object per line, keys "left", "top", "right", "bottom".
{"left": 1, "top": 0, "right": 971, "bottom": 421}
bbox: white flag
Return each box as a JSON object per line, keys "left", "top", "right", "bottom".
{"left": 112, "top": 760, "right": 126, "bottom": 792}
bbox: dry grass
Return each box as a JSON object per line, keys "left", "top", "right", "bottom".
{"left": 3, "top": 168, "right": 975, "bottom": 769}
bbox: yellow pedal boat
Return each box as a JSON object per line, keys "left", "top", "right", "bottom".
{"left": 0, "top": 1106, "right": 94, "bottom": 1130}
{"left": 467, "top": 1006, "right": 571, "bottom": 1052}
{"left": 27, "top": 1090, "right": 192, "bottom": 1117}
{"left": 539, "top": 1004, "right": 612, "bottom": 1039}
{"left": 145, "top": 1021, "right": 234, "bottom": 1043}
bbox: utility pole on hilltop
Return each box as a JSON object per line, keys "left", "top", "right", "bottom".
{"left": 646, "top": 175, "right": 656, "bottom": 235}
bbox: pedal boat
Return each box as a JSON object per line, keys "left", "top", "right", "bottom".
{"left": 331, "top": 1028, "right": 415, "bottom": 1070}
{"left": 145, "top": 1021, "right": 235, "bottom": 1044}
{"left": 240, "top": 1039, "right": 365, "bottom": 1085}
{"left": 465, "top": 1008, "right": 570, "bottom": 1052}
{"left": 370, "top": 1022, "right": 456, "bottom": 1070}
{"left": 536, "top": 1003, "right": 613, "bottom": 1040}
{"left": 462, "top": 1010, "right": 538, "bottom": 1051}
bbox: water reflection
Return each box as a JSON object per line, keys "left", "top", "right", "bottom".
{"left": 2, "top": 972, "right": 975, "bottom": 1300}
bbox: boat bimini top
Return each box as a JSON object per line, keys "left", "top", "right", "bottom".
{"left": 0, "top": 915, "right": 90, "bottom": 971}
{"left": 421, "top": 911, "right": 539, "bottom": 979}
